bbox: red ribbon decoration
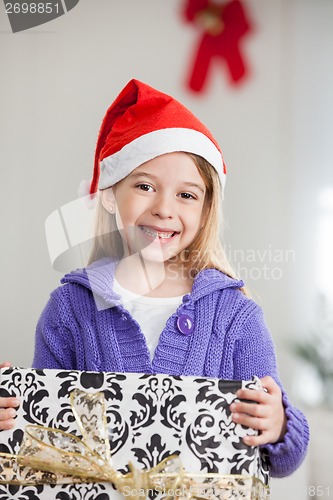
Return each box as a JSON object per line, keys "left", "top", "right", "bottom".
{"left": 183, "top": 0, "right": 252, "bottom": 92}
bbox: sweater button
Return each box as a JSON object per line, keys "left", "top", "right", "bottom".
{"left": 182, "top": 294, "right": 191, "bottom": 303}
{"left": 177, "top": 314, "right": 194, "bottom": 335}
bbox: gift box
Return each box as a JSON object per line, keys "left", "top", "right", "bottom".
{"left": 0, "top": 368, "right": 270, "bottom": 499}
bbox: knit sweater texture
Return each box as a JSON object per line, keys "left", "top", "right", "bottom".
{"left": 33, "top": 258, "right": 309, "bottom": 479}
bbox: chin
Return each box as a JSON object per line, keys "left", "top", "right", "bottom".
{"left": 140, "top": 250, "right": 170, "bottom": 263}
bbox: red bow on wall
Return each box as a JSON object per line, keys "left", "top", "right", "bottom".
{"left": 183, "top": 0, "right": 253, "bottom": 92}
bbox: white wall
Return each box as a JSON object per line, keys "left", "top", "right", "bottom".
{"left": 1, "top": 1, "right": 333, "bottom": 497}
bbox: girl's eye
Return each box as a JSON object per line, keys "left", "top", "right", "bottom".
{"left": 180, "top": 192, "right": 195, "bottom": 200}
{"left": 137, "top": 184, "right": 153, "bottom": 192}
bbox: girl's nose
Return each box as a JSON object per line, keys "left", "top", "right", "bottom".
{"left": 151, "top": 194, "right": 174, "bottom": 219}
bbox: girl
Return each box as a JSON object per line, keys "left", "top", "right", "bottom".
{"left": 0, "top": 79, "right": 308, "bottom": 478}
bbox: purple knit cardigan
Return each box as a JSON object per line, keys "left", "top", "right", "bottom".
{"left": 33, "top": 258, "right": 309, "bottom": 478}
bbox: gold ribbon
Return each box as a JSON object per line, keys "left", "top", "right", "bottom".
{"left": 0, "top": 389, "right": 270, "bottom": 499}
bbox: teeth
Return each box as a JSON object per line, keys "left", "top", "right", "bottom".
{"left": 141, "top": 227, "right": 175, "bottom": 239}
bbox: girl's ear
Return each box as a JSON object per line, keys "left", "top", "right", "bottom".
{"left": 101, "top": 188, "right": 116, "bottom": 214}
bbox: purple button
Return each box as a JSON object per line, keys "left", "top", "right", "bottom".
{"left": 177, "top": 314, "right": 194, "bottom": 335}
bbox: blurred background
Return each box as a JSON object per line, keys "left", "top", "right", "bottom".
{"left": 0, "top": 0, "right": 332, "bottom": 498}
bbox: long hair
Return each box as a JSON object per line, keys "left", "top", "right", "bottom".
{"left": 180, "top": 154, "right": 249, "bottom": 296}
{"left": 88, "top": 153, "right": 249, "bottom": 296}
{"left": 88, "top": 197, "right": 123, "bottom": 264}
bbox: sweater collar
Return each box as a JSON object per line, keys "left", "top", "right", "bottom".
{"left": 190, "top": 268, "right": 244, "bottom": 301}
{"left": 61, "top": 258, "right": 120, "bottom": 305}
{"left": 61, "top": 258, "right": 244, "bottom": 304}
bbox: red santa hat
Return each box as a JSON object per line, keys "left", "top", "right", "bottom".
{"left": 90, "top": 79, "right": 226, "bottom": 195}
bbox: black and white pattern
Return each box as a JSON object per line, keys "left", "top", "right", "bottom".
{"left": 0, "top": 368, "right": 270, "bottom": 499}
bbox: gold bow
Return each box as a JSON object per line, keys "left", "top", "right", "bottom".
{"left": 0, "top": 389, "right": 270, "bottom": 499}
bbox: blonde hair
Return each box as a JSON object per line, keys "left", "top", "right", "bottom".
{"left": 181, "top": 154, "right": 249, "bottom": 296}
{"left": 88, "top": 153, "right": 249, "bottom": 296}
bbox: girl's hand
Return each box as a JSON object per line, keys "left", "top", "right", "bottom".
{"left": 230, "top": 376, "right": 287, "bottom": 446}
{"left": 0, "top": 361, "right": 19, "bottom": 431}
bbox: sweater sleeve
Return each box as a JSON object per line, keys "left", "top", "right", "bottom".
{"left": 33, "top": 287, "right": 76, "bottom": 370}
{"left": 231, "top": 304, "right": 309, "bottom": 478}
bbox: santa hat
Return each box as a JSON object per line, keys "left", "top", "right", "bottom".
{"left": 90, "top": 79, "right": 226, "bottom": 195}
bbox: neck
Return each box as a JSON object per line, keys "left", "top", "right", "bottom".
{"left": 115, "top": 254, "right": 193, "bottom": 298}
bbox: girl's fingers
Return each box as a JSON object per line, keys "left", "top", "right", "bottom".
{"left": 0, "top": 407, "right": 16, "bottom": 421}
{"left": 0, "top": 418, "right": 15, "bottom": 431}
{"left": 231, "top": 377, "right": 286, "bottom": 445}
{"left": 243, "top": 432, "right": 271, "bottom": 447}
{"left": 230, "top": 400, "right": 267, "bottom": 418}
{"left": 0, "top": 365, "right": 18, "bottom": 432}
{"left": 0, "top": 364, "right": 18, "bottom": 432}
{"left": 0, "top": 361, "right": 11, "bottom": 369}
{"left": 0, "top": 397, "right": 20, "bottom": 409}
{"left": 232, "top": 411, "right": 278, "bottom": 446}
{"left": 236, "top": 377, "right": 281, "bottom": 401}
{"left": 235, "top": 388, "right": 269, "bottom": 404}
{"left": 260, "top": 375, "right": 282, "bottom": 394}
{"left": 0, "top": 404, "right": 17, "bottom": 431}
{"left": 231, "top": 411, "right": 267, "bottom": 431}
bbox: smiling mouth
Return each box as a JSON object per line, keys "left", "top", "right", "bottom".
{"left": 139, "top": 226, "right": 178, "bottom": 240}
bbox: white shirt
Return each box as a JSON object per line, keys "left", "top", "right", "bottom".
{"left": 113, "top": 279, "right": 183, "bottom": 360}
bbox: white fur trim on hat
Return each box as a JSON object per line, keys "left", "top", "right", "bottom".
{"left": 99, "top": 128, "right": 225, "bottom": 190}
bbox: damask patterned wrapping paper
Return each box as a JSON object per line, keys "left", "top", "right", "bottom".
{"left": 0, "top": 368, "right": 270, "bottom": 499}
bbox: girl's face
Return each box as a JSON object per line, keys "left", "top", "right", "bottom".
{"left": 105, "top": 152, "right": 206, "bottom": 265}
